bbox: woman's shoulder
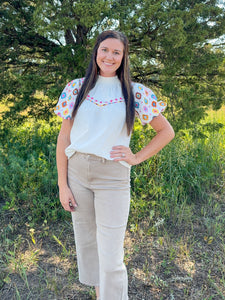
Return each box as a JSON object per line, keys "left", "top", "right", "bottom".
{"left": 59, "top": 77, "right": 85, "bottom": 102}
{"left": 132, "top": 81, "right": 154, "bottom": 91}
{"left": 64, "top": 77, "right": 85, "bottom": 90}
{"left": 131, "top": 81, "right": 167, "bottom": 124}
{"left": 131, "top": 81, "right": 158, "bottom": 101}
{"left": 54, "top": 77, "right": 85, "bottom": 119}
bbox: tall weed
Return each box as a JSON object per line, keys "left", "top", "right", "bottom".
{"left": 129, "top": 115, "right": 225, "bottom": 224}
{"left": 0, "top": 118, "right": 64, "bottom": 222}
{"left": 0, "top": 111, "right": 224, "bottom": 225}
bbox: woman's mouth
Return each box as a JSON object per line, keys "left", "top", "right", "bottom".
{"left": 103, "top": 62, "right": 114, "bottom": 66}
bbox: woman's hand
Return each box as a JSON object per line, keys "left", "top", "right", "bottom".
{"left": 56, "top": 119, "right": 77, "bottom": 212}
{"left": 110, "top": 145, "right": 139, "bottom": 165}
{"left": 58, "top": 185, "right": 77, "bottom": 212}
{"left": 110, "top": 115, "right": 175, "bottom": 166}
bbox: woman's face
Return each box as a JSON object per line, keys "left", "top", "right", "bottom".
{"left": 96, "top": 38, "right": 124, "bottom": 77}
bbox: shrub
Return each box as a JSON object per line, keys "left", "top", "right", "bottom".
{"left": 0, "top": 112, "right": 224, "bottom": 225}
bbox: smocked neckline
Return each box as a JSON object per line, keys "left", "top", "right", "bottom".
{"left": 97, "top": 75, "right": 119, "bottom": 84}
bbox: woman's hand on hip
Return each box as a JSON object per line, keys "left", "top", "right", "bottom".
{"left": 58, "top": 185, "right": 77, "bottom": 212}
{"left": 110, "top": 145, "right": 139, "bottom": 165}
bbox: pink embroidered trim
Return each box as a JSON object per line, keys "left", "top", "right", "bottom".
{"left": 86, "top": 95, "right": 124, "bottom": 107}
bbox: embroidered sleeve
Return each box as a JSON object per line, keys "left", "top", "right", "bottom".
{"left": 132, "top": 82, "right": 167, "bottom": 124}
{"left": 54, "top": 78, "right": 83, "bottom": 119}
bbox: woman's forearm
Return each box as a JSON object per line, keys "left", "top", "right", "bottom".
{"left": 56, "top": 119, "right": 73, "bottom": 188}
{"left": 135, "top": 125, "right": 175, "bottom": 164}
{"left": 56, "top": 133, "right": 70, "bottom": 188}
{"left": 110, "top": 114, "right": 175, "bottom": 165}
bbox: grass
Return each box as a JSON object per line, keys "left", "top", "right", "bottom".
{"left": 0, "top": 107, "right": 225, "bottom": 299}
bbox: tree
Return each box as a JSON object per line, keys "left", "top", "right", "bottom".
{"left": 0, "top": 0, "right": 109, "bottom": 123}
{"left": 124, "top": 0, "right": 225, "bottom": 133}
{"left": 0, "top": 0, "right": 224, "bottom": 133}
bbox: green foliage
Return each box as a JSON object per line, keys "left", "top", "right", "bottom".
{"left": 0, "top": 112, "right": 224, "bottom": 226}
{"left": 127, "top": 1, "right": 225, "bottom": 132}
{"left": 129, "top": 115, "right": 225, "bottom": 224}
{"left": 0, "top": 0, "right": 224, "bottom": 225}
{"left": 0, "top": 0, "right": 224, "bottom": 132}
{"left": 0, "top": 118, "right": 67, "bottom": 222}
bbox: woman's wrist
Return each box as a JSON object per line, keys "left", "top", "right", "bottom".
{"left": 132, "top": 153, "right": 143, "bottom": 165}
{"left": 58, "top": 180, "right": 69, "bottom": 189}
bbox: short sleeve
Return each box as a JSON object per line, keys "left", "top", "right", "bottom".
{"left": 132, "top": 82, "right": 167, "bottom": 124}
{"left": 54, "top": 78, "right": 83, "bottom": 119}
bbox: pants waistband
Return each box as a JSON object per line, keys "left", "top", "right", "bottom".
{"left": 75, "top": 152, "right": 107, "bottom": 163}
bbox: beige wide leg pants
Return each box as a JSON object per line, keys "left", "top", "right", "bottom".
{"left": 68, "top": 152, "right": 130, "bottom": 300}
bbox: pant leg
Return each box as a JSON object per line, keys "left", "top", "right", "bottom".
{"left": 92, "top": 161, "right": 131, "bottom": 300}
{"left": 68, "top": 153, "right": 131, "bottom": 298}
{"left": 68, "top": 154, "right": 99, "bottom": 286}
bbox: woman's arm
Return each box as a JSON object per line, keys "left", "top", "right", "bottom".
{"left": 56, "top": 119, "right": 77, "bottom": 211}
{"left": 110, "top": 114, "right": 175, "bottom": 165}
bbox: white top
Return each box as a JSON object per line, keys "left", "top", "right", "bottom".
{"left": 54, "top": 75, "right": 166, "bottom": 167}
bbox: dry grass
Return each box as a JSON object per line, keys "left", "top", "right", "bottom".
{"left": 0, "top": 106, "right": 224, "bottom": 299}
{"left": 1, "top": 191, "right": 225, "bottom": 300}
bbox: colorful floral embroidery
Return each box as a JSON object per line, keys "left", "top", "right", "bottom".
{"left": 143, "top": 106, "right": 148, "bottom": 112}
{"left": 69, "top": 102, "right": 74, "bottom": 109}
{"left": 135, "top": 102, "right": 139, "bottom": 108}
{"left": 152, "top": 108, "right": 159, "bottom": 114}
{"left": 55, "top": 78, "right": 167, "bottom": 123}
{"left": 132, "top": 82, "right": 167, "bottom": 124}
{"left": 135, "top": 92, "right": 142, "bottom": 99}
{"left": 86, "top": 95, "right": 124, "bottom": 107}
{"left": 61, "top": 92, "right": 66, "bottom": 99}
{"left": 73, "top": 88, "right": 78, "bottom": 95}
{"left": 63, "top": 108, "right": 69, "bottom": 115}
{"left": 54, "top": 78, "right": 83, "bottom": 119}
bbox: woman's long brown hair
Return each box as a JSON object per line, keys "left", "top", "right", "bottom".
{"left": 72, "top": 30, "right": 135, "bottom": 135}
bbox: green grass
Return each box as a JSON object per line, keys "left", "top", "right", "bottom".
{"left": 0, "top": 108, "right": 225, "bottom": 299}
{"left": 129, "top": 108, "right": 225, "bottom": 227}
{"left": 0, "top": 118, "right": 67, "bottom": 223}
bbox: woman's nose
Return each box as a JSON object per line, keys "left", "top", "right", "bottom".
{"left": 105, "top": 51, "right": 114, "bottom": 60}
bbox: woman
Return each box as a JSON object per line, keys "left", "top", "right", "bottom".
{"left": 55, "top": 30, "right": 174, "bottom": 300}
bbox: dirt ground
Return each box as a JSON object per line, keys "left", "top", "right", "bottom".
{"left": 0, "top": 200, "right": 225, "bottom": 300}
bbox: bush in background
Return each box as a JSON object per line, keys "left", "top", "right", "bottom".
{"left": 0, "top": 113, "right": 224, "bottom": 226}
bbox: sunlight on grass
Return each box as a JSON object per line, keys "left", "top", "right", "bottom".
{"left": 206, "top": 106, "right": 225, "bottom": 124}
{"left": 6, "top": 248, "right": 40, "bottom": 274}
{"left": 0, "top": 104, "right": 225, "bottom": 299}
